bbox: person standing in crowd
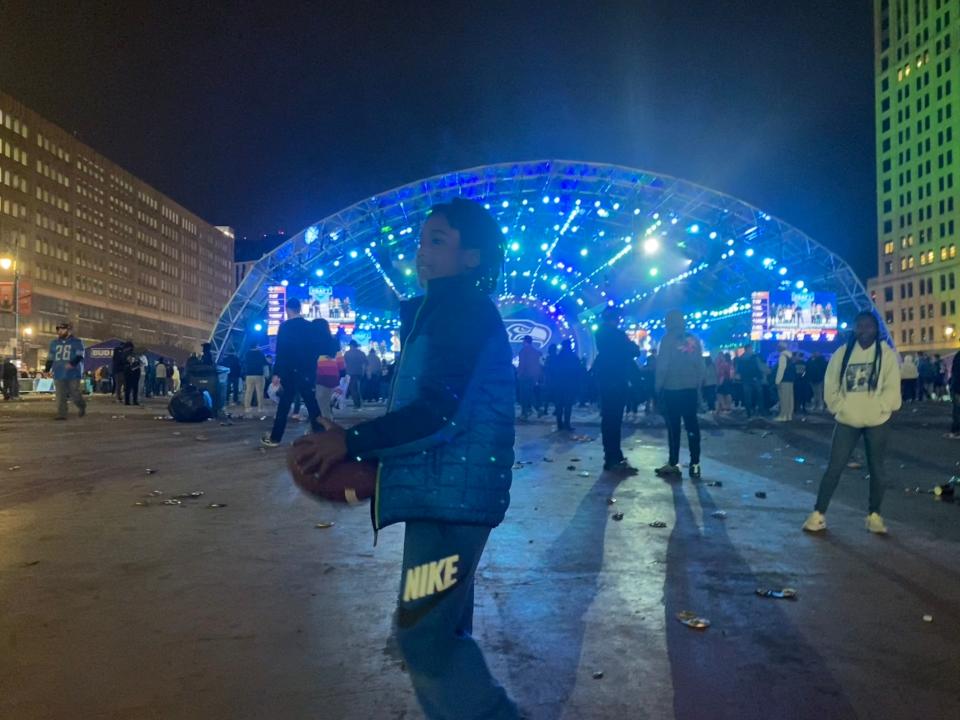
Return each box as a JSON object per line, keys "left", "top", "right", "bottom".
{"left": 702, "top": 355, "right": 718, "bottom": 413}
{"left": 290, "top": 198, "right": 519, "bottom": 720}
{"left": 947, "top": 349, "right": 960, "bottom": 439}
{"left": 934, "top": 354, "right": 947, "bottom": 400}
{"left": 641, "top": 349, "right": 657, "bottom": 414}
{"left": 539, "top": 343, "right": 558, "bottom": 418}
{"left": 200, "top": 343, "right": 215, "bottom": 366}
{"left": 2, "top": 357, "right": 19, "bottom": 400}
{"left": 224, "top": 351, "right": 242, "bottom": 405}
{"left": 654, "top": 310, "right": 705, "bottom": 479}
{"left": 112, "top": 342, "right": 127, "bottom": 403}
{"left": 365, "top": 347, "right": 383, "bottom": 402}
{"left": 735, "top": 345, "right": 764, "bottom": 417}
{"left": 154, "top": 357, "right": 168, "bottom": 396}
{"left": 45, "top": 321, "right": 86, "bottom": 420}
{"left": 171, "top": 362, "right": 181, "bottom": 394}
{"left": 803, "top": 312, "right": 901, "bottom": 535}
{"left": 138, "top": 350, "right": 148, "bottom": 399}
{"left": 261, "top": 298, "right": 330, "bottom": 447}
{"left": 715, "top": 352, "right": 734, "bottom": 414}
{"left": 917, "top": 352, "right": 935, "bottom": 400}
{"left": 900, "top": 353, "right": 919, "bottom": 402}
{"left": 124, "top": 344, "right": 142, "bottom": 406}
{"left": 594, "top": 306, "right": 640, "bottom": 474}
{"left": 793, "top": 352, "right": 812, "bottom": 414}
{"left": 774, "top": 342, "right": 795, "bottom": 422}
{"left": 243, "top": 345, "right": 268, "bottom": 416}
{"left": 515, "top": 335, "right": 541, "bottom": 421}
{"left": 806, "top": 351, "right": 828, "bottom": 411}
{"left": 552, "top": 337, "right": 581, "bottom": 432}
{"left": 144, "top": 356, "right": 155, "bottom": 398}
{"left": 343, "top": 340, "right": 367, "bottom": 410}
{"left": 315, "top": 351, "right": 340, "bottom": 421}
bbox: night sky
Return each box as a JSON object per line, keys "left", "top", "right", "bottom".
{"left": 0, "top": 1, "right": 876, "bottom": 277}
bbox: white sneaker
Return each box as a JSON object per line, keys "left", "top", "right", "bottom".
{"left": 865, "top": 513, "right": 888, "bottom": 534}
{"left": 802, "top": 511, "right": 827, "bottom": 532}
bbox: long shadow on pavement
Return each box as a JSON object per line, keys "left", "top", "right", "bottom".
{"left": 498, "top": 470, "right": 626, "bottom": 719}
{"left": 663, "top": 480, "right": 859, "bottom": 719}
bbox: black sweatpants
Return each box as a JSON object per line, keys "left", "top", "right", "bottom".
{"left": 600, "top": 386, "right": 627, "bottom": 467}
{"left": 124, "top": 370, "right": 140, "bottom": 405}
{"left": 270, "top": 376, "right": 322, "bottom": 442}
{"left": 662, "top": 388, "right": 701, "bottom": 466}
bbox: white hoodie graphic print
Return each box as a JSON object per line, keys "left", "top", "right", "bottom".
{"left": 824, "top": 342, "right": 902, "bottom": 428}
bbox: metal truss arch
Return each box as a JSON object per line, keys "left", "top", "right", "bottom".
{"left": 211, "top": 160, "right": 880, "bottom": 358}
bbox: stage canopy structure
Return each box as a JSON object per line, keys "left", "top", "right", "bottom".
{"left": 210, "top": 160, "right": 879, "bottom": 360}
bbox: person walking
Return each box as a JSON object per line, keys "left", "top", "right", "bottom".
{"left": 261, "top": 298, "right": 330, "bottom": 447}
{"left": 290, "top": 198, "right": 519, "bottom": 720}
{"left": 803, "top": 312, "right": 902, "bottom": 535}
{"left": 243, "top": 345, "right": 268, "bottom": 415}
{"left": 774, "top": 343, "right": 796, "bottom": 422}
{"left": 654, "top": 310, "right": 705, "bottom": 479}
{"left": 154, "top": 357, "right": 168, "bottom": 396}
{"left": 515, "top": 336, "right": 541, "bottom": 421}
{"left": 946, "top": 350, "right": 960, "bottom": 439}
{"left": 45, "top": 321, "right": 86, "bottom": 420}
{"left": 552, "top": 337, "right": 581, "bottom": 432}
{"left": 900, "top": 353, "right": 919, "bottom": 402}
{"left": 171, "top": 363, "right": 181, "bottom": 394}
{"left": 806, "top": 351, "right": 828, "bottom": 411}
{"left": 594, "top": 306, "right": 640, "bottom": 474}
{"left": 124, "top": 344, "right": 142, "bottom": 406}
{"left": 343, "top": 340, "right": 367, "bottom": 409}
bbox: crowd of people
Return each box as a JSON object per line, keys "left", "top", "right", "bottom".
{"left": 17, "top": 197, "right": 960, "bottom": 720}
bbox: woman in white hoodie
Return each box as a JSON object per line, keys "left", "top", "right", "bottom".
{"left": 900, "top": 353, "right": 919, "bottom": 402}
{"left": 803, "top": 312, "right": 902, "bottom": 535}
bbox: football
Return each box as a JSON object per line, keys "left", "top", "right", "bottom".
{"left": 287, "top": 447, "right": 376, "bottom": 504}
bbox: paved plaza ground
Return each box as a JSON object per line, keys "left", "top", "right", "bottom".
{"left": 1, "top": 395, "right": 959, "bottom": 719}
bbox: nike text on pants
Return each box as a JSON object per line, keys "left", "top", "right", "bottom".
{"left": 395, "top": 522, "right": 519, "bottom": 720}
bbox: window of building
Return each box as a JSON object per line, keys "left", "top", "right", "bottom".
{"left": 884, "top": 241, "right": 895, "bottom": 255}
{"left": 884, "top": 287, "right": 894, "bottom": 302}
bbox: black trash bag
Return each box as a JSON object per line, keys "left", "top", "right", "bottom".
{"left": 168, "top": 385, "right": 213, "bottom": 423}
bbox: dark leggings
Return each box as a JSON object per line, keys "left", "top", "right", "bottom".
{"left": 815, "top": 422, "right": 889, "bottom": 514}
{"left": 662, "top": 388, "right": 701, "bottom": 465}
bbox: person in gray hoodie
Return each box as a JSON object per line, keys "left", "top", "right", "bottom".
{"left": 803, "top": 311, "right": 902, "bottom": 535}
{"left": 654, "top": 310, "right": 705, "bottom": 479}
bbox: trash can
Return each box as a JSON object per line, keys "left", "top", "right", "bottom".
{"left": 185, "top": 364, "right": 230, "bottom": 415}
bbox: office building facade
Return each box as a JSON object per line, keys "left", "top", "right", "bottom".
{"left": 869, "top": 0, "right": 960, "bottom": 351}
{"left": 0, "top": 91, "right": 234, "bottom": 367}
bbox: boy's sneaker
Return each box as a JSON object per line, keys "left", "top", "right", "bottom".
{"left": 689, "top": 463, "right": 702, "bottom": 480}
{"left": 865, "top": 513, "right": 888, "bottom": 534}
{"left": 654, "top": 463, "right": 682, "bottom": 478}
{"left": 260, "top": 434, "right": 281, "bottom": 448}
{"left": 802, "top": 511, "right": 827, "bottom": 533}
{"left": 604, "top": 460, "right": 639, "bottom": 476}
